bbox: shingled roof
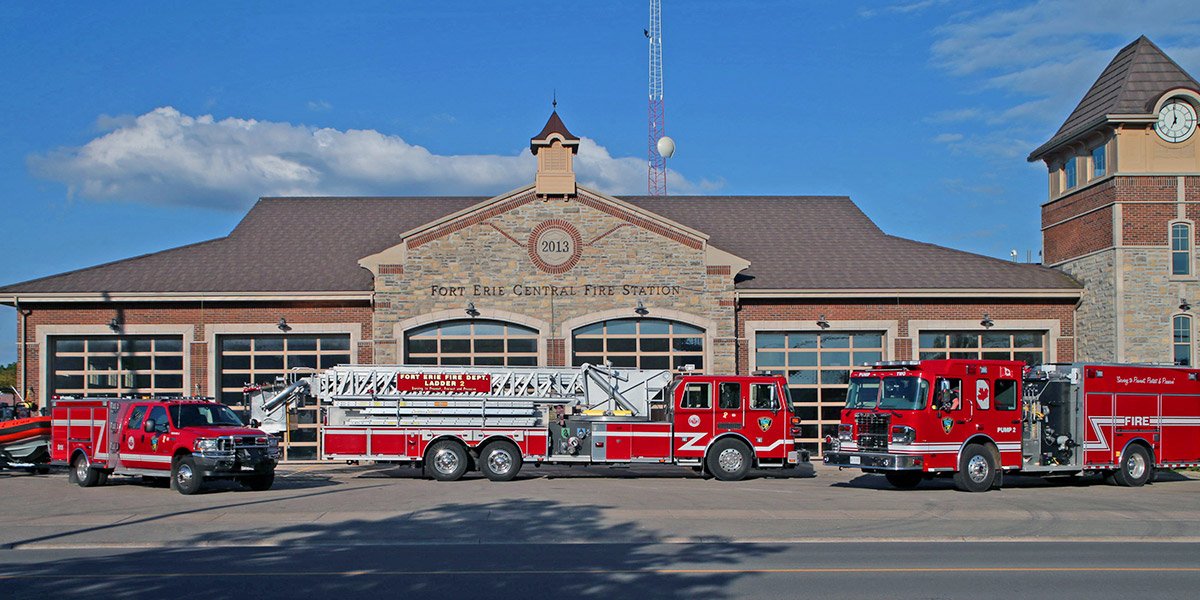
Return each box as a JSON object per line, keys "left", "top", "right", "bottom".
{"left": 1029, "top": 36, "right": 1200, "bottom": 161}
{"left": 0, "top": 194, "right": 1079, "bottom": 296}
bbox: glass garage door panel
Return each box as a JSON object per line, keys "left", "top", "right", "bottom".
{"left": 48, "top": 335, "right": 186, "bottom": 400}
{"left": 217, "top": 334, "right": 352, "bottom": 461}
{"left": 917, "top": 330, "right": 1046, "bottom": 366}
{"left": 571, "top": 318, "right": 704, "bottom": 371}
{"left": 404, "top": 320, "right": 539, "bottom": 367}
{"left": 755, "top": 331, "right": 885, "bottom": 456}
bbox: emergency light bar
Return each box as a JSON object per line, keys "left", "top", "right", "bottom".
{"left": 870, "top": 361, "right": 921, "bottom": 369}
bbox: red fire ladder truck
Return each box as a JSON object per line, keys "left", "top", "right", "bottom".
{"left": 248, "top": 364, "right": 802, "bottom": 481}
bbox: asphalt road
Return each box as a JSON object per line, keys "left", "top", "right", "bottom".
{"left": 1, "top": 463, "right": 1198, "bottom": 598}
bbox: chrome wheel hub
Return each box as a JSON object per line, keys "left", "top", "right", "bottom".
{"left": 74, "top": 457, "right": 89, "bottom": 480}
{"left": 434, "top": 449, "right": 460, "bottom": 474}
{"left": 488, "top": 449, "right": 513, "bottom": 475}
{"left": 967, "top": 454, "right": 990, "bottom": 483}
{"left": 176, "top": 463, "right": 194, "bottom": 486}
{"left": 718, "top": 448, "right": 744, "bottom": 473}
{"left": 1125, "top": 452, "right": 1146, "bottom": 479}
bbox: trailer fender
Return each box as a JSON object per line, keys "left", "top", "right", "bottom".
{"left": 479, "top": 434, "right": 524, "bottom": 457}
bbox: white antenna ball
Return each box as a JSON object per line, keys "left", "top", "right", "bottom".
{"left": 656, "top": 136, "right": 676, "bottom": 159}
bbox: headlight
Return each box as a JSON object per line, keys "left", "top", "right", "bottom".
{"left": 890, "top": 425, "right": 916, "bottom": 445}
{"left": 838, "top": 424, "right": 853, "bottom": 441}
{"left": 194, "top": 438, "right": 219, "bottom": 452}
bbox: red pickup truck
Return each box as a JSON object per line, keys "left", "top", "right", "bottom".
{"left": 51, "top": 397, "right": 279, "bottom": 495}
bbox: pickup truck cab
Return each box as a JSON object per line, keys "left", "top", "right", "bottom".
{"left": 52, "top": 397, "right": 280, "bottom": 495}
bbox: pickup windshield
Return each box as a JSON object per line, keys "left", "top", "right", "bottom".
{"left": 845, "top": 376, "right": 929, "bottom": 410}
{"left": 170, "top": 404, "right": 245, "bottom": 428}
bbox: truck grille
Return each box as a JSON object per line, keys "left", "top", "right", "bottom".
{"left": 856, "top": 412, "right": 890, "bottom": 451}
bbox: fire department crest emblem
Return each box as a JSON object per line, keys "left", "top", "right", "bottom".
{"left": 758, "top": 417, "right": 772, "bottom": 432}
{"left": 126, "top": 435, "right": 135, "bottom": 450}
{"left": 687, "top": 414, "right": 701, "bottom": 428}
{"left": 941, "top": 418, "right": 954, "bottom": 434}
{"left": 150, "top": 436, "right": 159, "bottom": 451}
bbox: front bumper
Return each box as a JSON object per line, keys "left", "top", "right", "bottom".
{"left": 823, "top": 451, "right": 922, "bottom": 471}
{"left": 194, "top": 449, "right": 277, "bottom": 477}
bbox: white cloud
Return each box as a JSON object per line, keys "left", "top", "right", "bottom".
{"left": 28, "top": 107, "right": 711, "bottom": 210}
{"left": 859, "top": 0, "right": 950, "bottom": 19}
{"left": 933, "top": 132, "right": 963, "bottom": 143}
{"left": 306, "top": 100, "right": 332, "bottom": 112}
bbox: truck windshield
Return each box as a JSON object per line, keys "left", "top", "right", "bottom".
{"left": 845, "top": 376, "right": 929, "bottom": 410}
{"left": 170, "top": 404, "right": 245, "bottom": 428}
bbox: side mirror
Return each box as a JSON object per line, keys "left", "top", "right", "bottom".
{"left": 143, "top": 419, "right": 155, "bottom": 433}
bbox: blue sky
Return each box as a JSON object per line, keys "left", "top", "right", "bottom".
{"left": 2, "top": 1, "right": 1200, "bottom": 363}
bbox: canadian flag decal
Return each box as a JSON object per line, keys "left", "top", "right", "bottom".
{"left": 976, "top": 379, "right": 991, "bottom": 410}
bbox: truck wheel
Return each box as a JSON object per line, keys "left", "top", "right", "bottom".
{"left": 885, "top": 471, "right": 923, "bottom": 489}
{"left": 1111, "top": 444, "right": 1153, "bottom": 487}
{"left": 72, "top": 453, "right": 101, "bottom": 488}
{"left": 953, "top": 443, "right": 997, "bottom": 493}
{"left": 241, "top": 471, "right": 275, "bottom": 491}
{"left": 172, "top": 455, "right": 205, "bottom": 495}
{"left": 424, "top": 441, "right": 468, "bottom": 482}
{"left": 479, "top": 441, "right": 523, "bottom": 482}
{"left": 706, "top": 438, "right": 752, "bottom": 482}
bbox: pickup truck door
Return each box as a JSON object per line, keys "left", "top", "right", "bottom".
{"left": 125, "top": 405, "right": 173, "bottom": 471}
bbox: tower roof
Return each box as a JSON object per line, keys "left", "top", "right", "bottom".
{"left": 1028, "top": 35, "right": 1200, "bottom": 161}
{"left": 530, "top": 111, "right": 580, "bottom": 153}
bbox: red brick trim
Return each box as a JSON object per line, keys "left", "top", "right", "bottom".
{"left": 707, "top": 265, "right": 731, "bottom": 275}
{"left": 406, "top": 191, "right": 537, "bottom": 249}
{"left": 379, "top": 265, "right": 404, "bottom": 275}
{"left": 576, "top": 191, "right": 705, "bottom": 250}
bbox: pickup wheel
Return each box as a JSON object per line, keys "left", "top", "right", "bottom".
{"left": 241, "top": 470, "right": 275, "bottom": 491}
{"left": 884, "top": 471, "right": 923, "bottom": 489}
{"left": 706, "top": 438, "right": 752, "bottom": 482}
{"left": 72, "top": 453, "right": 102, "bottom": 488}
{"left": 172, "top": 455, "right": 205, "bottom": 495}
{"left": 479, "top": 441, "right": 523, "bottom": 482}
{"left": 953, "top": 443, "right": 997, "bottom": 493}
{"left": 424, "top": 441, "right": 468, "bottom": 482}
{"left": 1111, "top": 444, "right": 1153, "bottom": 487}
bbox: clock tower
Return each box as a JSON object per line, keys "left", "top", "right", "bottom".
{"left": 1032, "top": 36, "right": 1200, "bottom": 364}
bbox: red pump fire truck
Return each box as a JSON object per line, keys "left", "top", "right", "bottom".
{"left": 51, "top": 397, "right": 280, "bottom": 495}
{"left": 247, "top": 364, "right": 803, "bottom": 481}
{"left": 824, "top": 360, "right": 1200, "bottom": 492}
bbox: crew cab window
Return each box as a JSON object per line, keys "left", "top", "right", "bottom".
{"left": 935, "top": 378, "right": 963, "bottom": 411}
{"left": 751, "top": 383, "right": 779, "bottom": 410}
{"left": 680, "top": 383, "right": 711, "bottom": 409}
{"left": 995, "top": 379, "right": 1018, "bottom": 411}
{"left": 125, "top": 405, "right": 147, "bottom": 430}
{"left": 170, "top": 404, "right": 245, "bottom": 428}
{"left": 146, "top": 405, "right": 169, "bottom": 433}
{"left": 718, "top": 382, "right": 741, "bottom": 409}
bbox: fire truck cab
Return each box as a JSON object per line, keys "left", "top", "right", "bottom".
{"left": 824, "top": 359, "right": 1200, "bottom": 492}
{"left": 52, "top": 397, "right": 281, "bottom": 495}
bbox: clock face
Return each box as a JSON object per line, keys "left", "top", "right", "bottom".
{"left": 1156, "top": 98, "right": 1197, "bottom": 143}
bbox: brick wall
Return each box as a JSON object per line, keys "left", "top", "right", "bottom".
{"left": 16, "top": 301, "right": 372, "bottom": 404}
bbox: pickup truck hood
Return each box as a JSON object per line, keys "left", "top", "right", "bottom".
{"left": 179, "top": 426, "right": 268, "bottom": 438}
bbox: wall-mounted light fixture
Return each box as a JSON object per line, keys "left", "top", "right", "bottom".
{"left": 1181, "top": 298, "right": 1192, "bottom": 312}
{"left": 816, "top": 314, "right": 830, "bottom": 329}
{"left": 980, "top": 313, "right": 994, "bottom": 329}
{"left": 107, "top": 317, "right": 121, "bottom": 332}
{"left": 277, "top": 317, "right": 291, "bottom": 332}
{"left": 466, "top": 302, "right": 481, "bottom": 318}
{"left": 634, "top": 300, "right": 649, "bottom": 317}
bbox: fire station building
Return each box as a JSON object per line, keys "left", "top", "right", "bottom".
{"left": 7, "top": 36, "right": 1195, "bottom": 461}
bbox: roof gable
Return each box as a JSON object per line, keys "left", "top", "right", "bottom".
{"left": 1030, "top": 35, "right": 1200, "bottom": 161}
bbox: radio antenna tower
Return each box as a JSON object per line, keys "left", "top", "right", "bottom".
{"left": 647, "top": 0, "right": 674, "bottom": 195}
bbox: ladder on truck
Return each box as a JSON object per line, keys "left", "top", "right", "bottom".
{"left": 252, "top": 364, "right": 674, "bottom": 429}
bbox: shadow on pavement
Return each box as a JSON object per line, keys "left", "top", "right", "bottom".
{"left": 834, "top": 469, "right": 1197, "bottom": 491}
{"left": 2, "top": 498, "right": 787, "bottom": 599}
{"left": 354, "top": 461, "right": 817, "bottom": 481}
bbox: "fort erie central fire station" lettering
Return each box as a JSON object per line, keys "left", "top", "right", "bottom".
{"left": 429, "top": 284, "right": 682, "bottom": 297}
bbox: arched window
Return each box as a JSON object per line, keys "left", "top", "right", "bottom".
{"left": 572, "top": 318, "right": 704, "bottom": 371}
{"left": 1174, "top": 315, "right": 1192, "bottom": 366}
{"left": 1172, "top": 223, "right": 1192, "bottom": 276}
{"left": 405, "top": 320, "right": 538, "bottom": 366}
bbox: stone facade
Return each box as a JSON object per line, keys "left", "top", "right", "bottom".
{"left": 370, "top": 188, "right": 740, "bottom": 373}
{"left": 1055, "top": 250, "right": 1116, "bottom": 362}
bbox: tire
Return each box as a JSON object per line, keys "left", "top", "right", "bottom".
{"left": 953, "top": 443, "right": 997, "bottom": 492}
{"left": 1111, "top": 444, "right": 1153, "bottom": 487}
{"left": 241, "top": 470, "right": 275, "bottom": 491}
{"left": 885, "top": 471, "right": 923, "bottom": 489}
{"left": 172, "top": 455, "right": 205, "bottom": 495}
{"left": 705, "top": 438, "right": 752, "bottom": 482}
{"left": 424, "top": 440, "right": 469, "bottom": 482}
{"left": 72, "top": 453, "right": 101, "bottom": 488}
{"left": 479, "top": 441, "right": 523, "bottom": 482}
